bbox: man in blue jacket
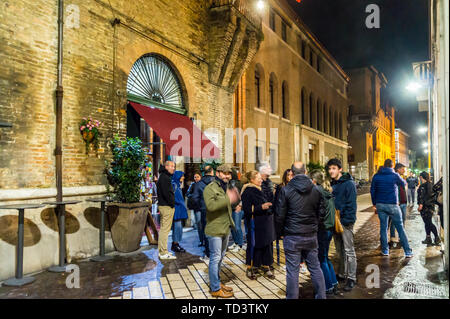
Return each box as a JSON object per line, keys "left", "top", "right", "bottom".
{"left": 370, "top": 159, "right": 413, "bottom": 258}
{"left": 326, "top": 158, "right": 357, "bottom": 292}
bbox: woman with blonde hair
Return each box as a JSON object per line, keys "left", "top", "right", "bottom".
{"left": 241, "top": 170, "right": 275, "bottom": 279}
{"left": 309, "top": 169, "right": 339, "bottom": 295}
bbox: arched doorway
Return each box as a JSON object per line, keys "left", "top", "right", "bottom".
{"left": 126, "top": 53, "right": 188, "bottom": 175}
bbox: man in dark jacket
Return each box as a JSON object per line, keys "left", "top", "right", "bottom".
{"left": 406, "top": 172, "right": 419, "bottom": 206}
{"left": 276, "top": 161, "right": 326, "bottom": 299}
{"left": 191, "top": 165, "right": 215, "bottom": 258}
{"left": 327, "top": 158, "right": 357, "bottom": 292}
{"left": 371, "top": 159, "right": 413, "bottom": 258}
{"left": 156, "top": 160, "right": 176, "bottom": 260}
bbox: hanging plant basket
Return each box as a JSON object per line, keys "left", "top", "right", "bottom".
{"left": 79, "top": 117, "right": 103, "bottom": 154}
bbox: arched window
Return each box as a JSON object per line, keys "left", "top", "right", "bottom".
{"left": 254, "top": 64, "right": 265, "bottom": 109}
{"left": 301, "top": 41, "right": 307, "bottom": 59}
{"left": 282, "top": 81, "right": 289, "bottom": 119}
{"left": 329, "top": 107, "right": 333, "bottom": 136}
{"left": 301, "top": 88, "right": 307, "bottom": 125}
{"left": 127, "top": 53, "right": 185, "bottom": 114}
{"left": 323, "top": 103, "right": 328, "bottom": 134}
{"left": 339, "top": 113, "right": 343, "bottom": 140}
{"left": 317, "top": 98, "right": 322, "bottom": 131}
{"left": 334, "top": 110, "right": 339, "bottom": 138}
{"left": 309, "top": 93, "right": 315, "bottom": 128}
{"left": 269, "top": 73, "right": 278, "bottom": 114}
{"left": 255, "top": 69, "right": 261, "bottom": 108}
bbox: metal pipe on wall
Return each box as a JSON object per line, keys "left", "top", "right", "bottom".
{"left": 55, "top": 0, "right": 64, "bottom": 202}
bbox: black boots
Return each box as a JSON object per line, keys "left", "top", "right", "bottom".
{"left": 171, "top": 242, "right": 186, "bottom": 253}
{"left": 422, "top": 236, "right": 433, "bottom": 247}
{"left": 343, "top": 279, "right": 356, "bottom": 292}
{"left": 434, "top": 236, "right": 441, "bottom": 246}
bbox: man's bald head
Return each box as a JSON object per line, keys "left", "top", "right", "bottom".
{"left": 165, "top": 160, "right": 175, "bottom": 174}
{"left": 291, "top": 161, "right": 306, "bottom": 176}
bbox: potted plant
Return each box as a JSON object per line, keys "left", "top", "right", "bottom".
{"left": 79, "top": 117, "right": 103, "bottom": 154}
{"left": 104, "top": 135, "right": 149, "bottom": 252}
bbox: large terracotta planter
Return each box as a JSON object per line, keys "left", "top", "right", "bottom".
{"left": 107, "top": 202, "right": 149, "bottom": 253}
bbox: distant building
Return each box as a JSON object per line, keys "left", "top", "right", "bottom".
{"left": 346, "top": 66, "right": 396, "bottom": 180}
{"left": 395, "top": 128, "right": 410, "bottom": 168}
{"left": 233, "top": 0, "right": 350, "bottom": 179}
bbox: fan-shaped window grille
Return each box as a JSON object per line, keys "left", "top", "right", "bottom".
{"left": 127, "top": 54, "right": 185, "bottom": 114}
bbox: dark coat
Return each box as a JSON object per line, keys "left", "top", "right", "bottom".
{"left": 317, "top": 185, "right": 335, "bottom": 231}
{"left": 156, "top": 166, "right": 174, "bottom": 208}
{"left": 418, "top": 182, "right": 435, "bottom": 217}
{"left": 406, "top": 176, "right": 419, "bottom": 189}
{"left": 191, "top": 175, "right": 215, "bottom": 213}
{"left": 261, "top": 178, "right": 274, "bottom": 203}
{"left": 275, "top": 174, "right": 324, "bottom": 237}
{"left": 241, "top": 184, "right": 275, "bottom": 248}
{"left": 332, "top": 173, "right": 357, "bottom": 226}
{"left": 370, "top": 167, "right": 406, "bottom": 205}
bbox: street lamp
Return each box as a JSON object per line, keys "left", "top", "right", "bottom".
{"left": 406, "top": 81, "right": 422, "bottom": 92}
{"left": 418, "top": 126, "right": 428, "bottom": 133}
{"left": 256, "top": 0, "right": 265, "bottom": 10}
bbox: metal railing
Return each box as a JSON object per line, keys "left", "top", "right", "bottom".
{"left": 210, "top": 0, "right": 262, "bottom": 27}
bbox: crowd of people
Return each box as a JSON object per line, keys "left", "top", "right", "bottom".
{"left": 151, "top": 157, "right": 444, "bottom": 299}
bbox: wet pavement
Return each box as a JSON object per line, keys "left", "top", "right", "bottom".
{"left": 0, "top": 195, "right": 447, "bottom": 299}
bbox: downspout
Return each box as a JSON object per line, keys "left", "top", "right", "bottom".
{"left": 55, "top": 0, "right": 64, "bottom": 202}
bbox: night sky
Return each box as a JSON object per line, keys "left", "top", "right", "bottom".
{"left": 287, "top": 0, "right": 429, "bottom": 154}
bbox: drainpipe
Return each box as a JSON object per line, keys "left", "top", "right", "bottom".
{"left": 55, "top": 0, "right": 64, "bottom": 202}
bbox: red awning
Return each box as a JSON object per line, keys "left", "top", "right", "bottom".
{"left": 129, "top": 101, "right": 220, "bottom": 159}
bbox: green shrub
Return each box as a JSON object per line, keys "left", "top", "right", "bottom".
{"left": 105, "top": 135, "right": 146, "bottom": 203}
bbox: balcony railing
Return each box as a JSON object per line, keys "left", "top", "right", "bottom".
{"left": 210, "top": 0, "right": 262, "bottom": 28}
{"left": 412, "top": 61, "right": 432, "bottom": 84}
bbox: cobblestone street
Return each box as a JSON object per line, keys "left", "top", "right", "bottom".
{"left": 0, "top": 194, "right": 447, "bottom": 299}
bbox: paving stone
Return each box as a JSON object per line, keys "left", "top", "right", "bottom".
{"left": 172, "top": 288, "right": 191, "bottom": 298}
{"left": 122, "top": 291, "right": 132, "bottom": 299}
{"left": 132, "top": 286, "right": 150, "bottom": 299}
{"left": 169, "top": 280, "right": 188, "bottom": 289}
{"left": 148, "top": 281, "right": 163, "bottom": 298}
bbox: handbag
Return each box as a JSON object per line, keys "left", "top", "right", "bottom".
{"left": 335, "top": 209, "right": 344, "bottom": 234}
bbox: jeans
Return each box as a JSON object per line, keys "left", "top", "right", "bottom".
{"left": 421, "top": 213, "right": 439, "bottom": 239}
{"left": 407, "top": 188, "right": 416, "bottom": 205}
{"left": 317, "top": 229, "right": 338, "bottom": 290}
{"left": 201, "top": 211, "right": 209, "bottom": 257}
{"left": 230, "top": 210, "right": 244, "bottom": 246}
{"left": 207, "top": 233, "right": 229, "bottom": 292}
{"left": 193, "top": 211, "right": 204, "bottom": 244}
{"left": 333, "top": 223, "right": 357, "bottom": 281}
{"left": 283, "top": 235, "right": 326, "bottom": 299}
{"left": 172, "top": 220, "right": 183, "bottom": 243}
{"left": 389, "top": 203, "right": 407, "bottom": 238}
{"left": 376, "top": 203, "right": 412, "bottom": 255}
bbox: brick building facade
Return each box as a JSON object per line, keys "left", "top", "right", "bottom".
{"left": 0, "top": 0, "right": 262, "bottom": 280}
